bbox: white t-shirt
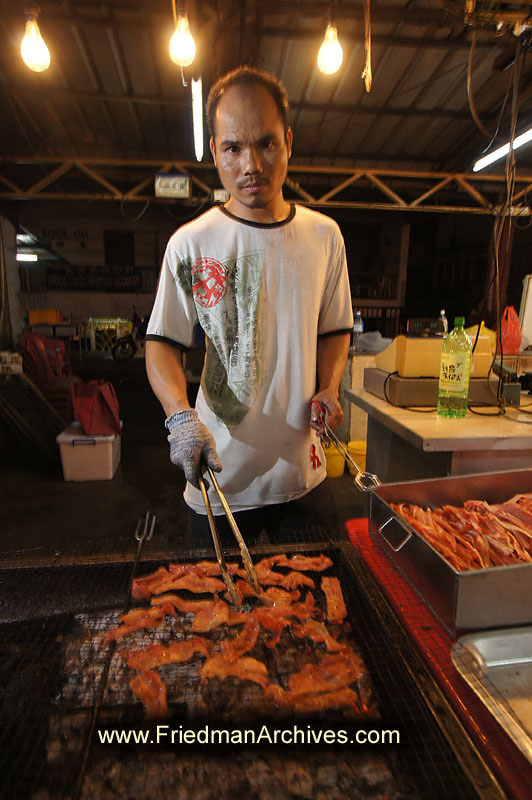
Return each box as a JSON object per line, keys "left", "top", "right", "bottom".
{"left": 147, "top": 204, "right": 353, "bottom": 514}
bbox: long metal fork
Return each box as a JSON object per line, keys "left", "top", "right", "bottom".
{"left": 311, "top": 399, "right": 381, "bottom": 492}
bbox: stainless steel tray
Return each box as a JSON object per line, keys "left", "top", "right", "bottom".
{"left": 451, "top": 627, "right": 532, "bottom": 766}
{"left": 369, "top": 468, "right": 532, "bottom": 632}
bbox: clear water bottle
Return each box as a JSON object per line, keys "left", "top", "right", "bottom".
{"left": 439, "top": 309, "right": 448, "bottom": 335}
{"left": 352, "top": 310, "right": 364, "bottom": 352}
{"left": 437, "top": 316, "right": 472, "bottom": 418}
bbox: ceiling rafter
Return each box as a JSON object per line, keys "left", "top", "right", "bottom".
{"left": 1, "top": 156, "right": 531, "bottom": 215}
{"left": 260, "top": 28, "right": 509, "bottom": 51}
{"left": 0, "top": 83, "right": 503, "bottom": 126}
{"left": 0, "top": 3, "right": 463, "bottom": 30}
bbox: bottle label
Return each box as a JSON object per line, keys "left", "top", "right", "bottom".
{"left": 439, "top": 353, "right": 469, "bottom": 393}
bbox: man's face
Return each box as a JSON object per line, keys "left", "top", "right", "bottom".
{"left": 210, "top": 83, "right": 292, "bottom": 222}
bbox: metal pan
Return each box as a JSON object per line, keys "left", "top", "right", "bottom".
{"left": 452, "top": 626, "right": 532, "bottom": 765}
{"left": 368, "top": 468, "right": 532, "bottom": 632}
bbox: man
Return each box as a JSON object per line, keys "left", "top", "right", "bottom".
{"left": 145, "top": 66, "right": 353, "bottom": 542}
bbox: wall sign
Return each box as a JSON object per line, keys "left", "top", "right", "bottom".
{"left": 154, "top": 174, "right": 191, "bottom": 198}
{"left": 45, "top": 264, "right": 142, "bottom": 292}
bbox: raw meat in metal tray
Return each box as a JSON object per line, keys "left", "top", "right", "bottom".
{"left": 467, "top": 500, "right": 532, "bottom": 555}
{"left": 129, "top": 669, "right": 167, "bottom": 720}
{"left": 392, "top": 497, "right": 532, "bottom": 570}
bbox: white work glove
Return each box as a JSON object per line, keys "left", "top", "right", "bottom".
{"left": 164, "top": 409, "right": 221, "bottom": 488}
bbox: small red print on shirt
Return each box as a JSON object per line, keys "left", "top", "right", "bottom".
{"left": 192, "top": 257, "right": 228, "bottom": 308}
{"left": 310, "top": 444, "right": 322, "bottom": 470}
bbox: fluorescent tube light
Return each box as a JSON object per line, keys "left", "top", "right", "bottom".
{"left": 17, "top": 253, "right": 38, "bottom": 262}
{"left": 473, "top": 125, "right": 532, "bottom": 172}
{"left": 192, "top": 77, "right": 203, "bottom": 162}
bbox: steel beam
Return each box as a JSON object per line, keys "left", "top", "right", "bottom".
{"left": 1, "top": 156, "right": 532, "bottom": 215}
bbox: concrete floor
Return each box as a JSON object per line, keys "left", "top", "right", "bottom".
{"left": 1, "top": 358, "right": 367, "bottom": 566}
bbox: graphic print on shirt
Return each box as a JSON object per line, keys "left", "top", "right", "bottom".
{"left": 191, "top": 250, "right": 265, "bottom": 426}
{"left": 310, "top": 444, "right": 322, "bottom": 470}
{"left": 192, "top": 257, "right": 228, "bottom": 308}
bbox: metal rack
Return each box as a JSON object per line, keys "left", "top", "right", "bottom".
{"left": 0, "top": 540, "right": 499, "bottom": 799}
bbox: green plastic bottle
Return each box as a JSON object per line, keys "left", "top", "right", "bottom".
{"left": 437, "top": 316, "right": 472, "bottom": 418}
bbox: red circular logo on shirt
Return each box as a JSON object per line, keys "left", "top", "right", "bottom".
{"left": 192, "top": 257, "right": 228, "bottom": 308}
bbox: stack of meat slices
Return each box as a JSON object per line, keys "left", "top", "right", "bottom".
{"left": 392, "top": 491, "right": 532, "bottom": 571}
{"left": 99, "top": 554, "right": 377, "bottom": 722}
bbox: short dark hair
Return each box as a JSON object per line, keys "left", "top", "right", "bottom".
{"left": 207, "top": 65, "right": 290, "bottom": 138}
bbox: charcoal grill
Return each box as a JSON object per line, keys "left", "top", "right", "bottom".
{"left": 0, "top": 532, "right": 505, "bottom": 800}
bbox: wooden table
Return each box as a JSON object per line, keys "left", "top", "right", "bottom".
{"left": 345, "top": 387, "right": 532, "bottom": 482}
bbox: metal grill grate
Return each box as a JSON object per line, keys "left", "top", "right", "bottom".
{"left": 0, "top": 543, "right": 488, "bottom": 799}
{"left": 333, "top": 546, "right": 482, "bottom": 799}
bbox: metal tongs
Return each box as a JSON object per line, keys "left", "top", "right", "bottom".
{"left": 198, "top": 465, "right": 260, "bottom": 607}
{"left": 311, "top": 400, "right": 381, "bottom": 492}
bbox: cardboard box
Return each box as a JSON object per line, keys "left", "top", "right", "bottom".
{"left": 374, "top": 334, "right": 493, "bottom": 378}
{"left": 28, "top": 309, "right": 61, "bottom": 325}
{"left": 56, "top": 422, "right": 121, "bottom": 481}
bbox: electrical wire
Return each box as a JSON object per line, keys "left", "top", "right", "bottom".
{"left": 382, "top": 370, "right": 437, "bottom": 412}
{"left": 120, "top": 199, "right": 151, "bottom": 222}
{"left": 478, "top": 36, "right": 524, "bottom": 418}
{"left": 479, "top": 65, "right": 513, "bottom": 155}
{"left": 362, "top": 0, "right": 372, "bottom": 93}
{"left": 164, "top": 192, "right": 212, "bottom": 223}
{"left": 467, "top": 29, "right": 493, "bottom": 139}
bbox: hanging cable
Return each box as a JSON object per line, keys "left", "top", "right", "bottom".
{"left": 362, "top": 0, "right": 372, "bottom": 92}
{"left": 120, "top": 199, "right": 151, "bottom": 222}
{"left": 467, "top": 29, "right": 493, "bottom": 139}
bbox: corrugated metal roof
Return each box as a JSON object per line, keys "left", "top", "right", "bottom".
{"left": 1, "top": 0, "right": 532, "bottom": 201}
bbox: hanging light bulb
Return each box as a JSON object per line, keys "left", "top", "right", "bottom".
{"left": 317, "top": 23, "right": 343, "bottom": 75}
{"left": 192, "top": 77, "right": 203, "bottom": 162}
{"left": 21, "top": 8, "right": 51, "bottom": 73}
{"left": 169, "top": 11, "right": 196, "bottom": 68}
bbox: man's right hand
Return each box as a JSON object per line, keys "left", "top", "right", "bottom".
{"left": 165, "top": 409, "right": 221, "bottom": 488}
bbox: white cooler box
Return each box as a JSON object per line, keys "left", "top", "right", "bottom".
{"left": 56, "top": 421, "right": 121, "bottom": 481}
